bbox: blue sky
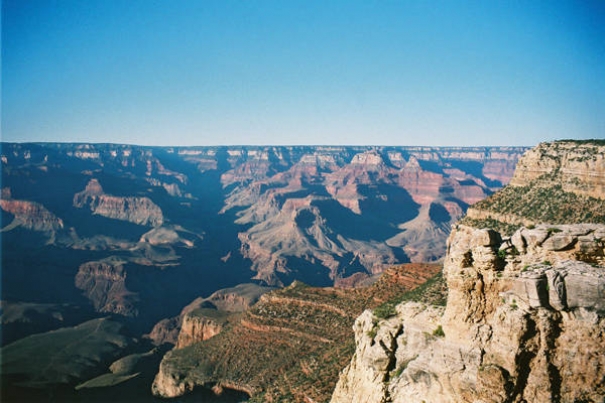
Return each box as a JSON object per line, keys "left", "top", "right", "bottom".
{"left": 2, "top": 0, "right": 604, "bottom": 146}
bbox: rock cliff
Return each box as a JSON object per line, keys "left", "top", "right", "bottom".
{"left": 175, "top": 312, "right": 226, "bottom": 349}
{"left": 0, "top": 142, "right": 526, "bottom": 401}
{"left": 73, "top": 179, "right": 164, "bottom": 227}
{"left": 508, "top": 140, "right": 605, "bottom": 199}
{"left": 1, "top": 188, "right": 63, "bottom": 233}
{"left": 331, "top": 224, "right": 605, "bottom": 403}
{"left": 463, "top": 140, "right": 605, "bottom": 233}
{"left": 74, "top": 258, "right": 138, "bottom": 317}
{"left": 151, "top": 264, "right": 442, "bottom": 402}
{"left": 146, "top": 283, "right": 271, "bottom": 346}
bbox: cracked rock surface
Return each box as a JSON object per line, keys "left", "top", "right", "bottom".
{"left": 331, "top": 224, "right": 605, "bottom": 403}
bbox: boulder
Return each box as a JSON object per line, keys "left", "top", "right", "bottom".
{"left": 472, "top": 229, "right": 502, "bottom": 247}
{"left": 541, "top": 234, "right": 576, "bottom": 251}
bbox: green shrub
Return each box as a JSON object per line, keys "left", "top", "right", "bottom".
{"left": 432, "top": 325, "right": 445, "bottom": 337}
{"left": 373, "top": 303, "right": 397, "bottom": 319}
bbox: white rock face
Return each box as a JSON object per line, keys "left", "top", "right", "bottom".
{"left": 508, "top": 141, "right": 605, "bottom": 200}
{"left": 331, "top": 224, "right": 605, "bottom": 403}
{"left": 151, "top": 350, "right": 194, "bottom": 398}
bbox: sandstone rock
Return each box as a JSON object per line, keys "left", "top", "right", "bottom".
{"left": 521, "top": 227, "right": 549, "bottom": 248}
{"left": 509, "top": 141, "right": 605, "bottom": 200}
{"left": 74, "top": 179, "right": 164, "bottom": 227}
{"left": 545, "top": 269, "right": 567, "bottom": 310}
{"left": 332, "top": 224, "right": 605, "bottom": 403}
{"left": 561, "top": 261, "right": 605, "bottom": 311}
{"left": 75, "top": 258, "right": 138, "bottom": 316}
{"left": 0, "top": 198, "right": 64, "bottom": 232}
{"left": 541, "top": 234, "right": 576, "bottom": 251}
{"left": 513, "top": 268, "right": 549, "bottom": 308}
{"left": 471, "top": 228, "right": 501, "bottom": 247}
{"left": 510, "top": 230, "right": 526, "bottom": 253}
{"left": 176, "top": 312, "right": 226, "bottom": 349}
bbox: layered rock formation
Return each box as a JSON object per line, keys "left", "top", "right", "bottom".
{"left": 331, "top": 224, "right": 605, "bottom": 403}
{"left": 175, "top": 312, "right": 226, "bottom": 349}
{"left": 1, "top": 188, "right": 63, "bottom": 233}
{"left": 151, "top": 264, "right": 442, "bottom": 402}
{"left": 227, "top": 146, "right": 525, "bottom": 284}
{"left": 2, "top": 143, "right": 525, "bottom": 297}
{"left": 463, "top": 140, "right": 605, "bottom": 233}
{"left": 332, "top": 141, "right": 605, "bottom": 403}
{"left": 74, "top": 258, "right": 137, "bottom": 317}
{"left": 508, "top": 140, "right": 605, "bottom": 199}
{"left": 147, "top": 283, "right": 271, "bottom": 347}
{"left": 1, "top": 142, "right": 525, "bottom": 401}
{"left": 73, "top": 179, "right": 164, "bottom": 227}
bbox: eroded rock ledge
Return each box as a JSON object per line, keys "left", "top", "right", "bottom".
{"left": 331, "top": 224, "right": 605, "bottom": 403}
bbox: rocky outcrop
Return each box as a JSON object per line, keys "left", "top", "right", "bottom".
{"left": 508, "top": 141, "right": 605, "bottom": 200}
{"left": 73, "top": 179, "right": 163, "bottom": 227}
{"left": 0, "top": 188, "right": 63, "bottom": 232}
{"left": 463, "top": 141, "right": 605, "bottom": 233}
{"left": 146, "top": 317, "right": 181, "bottom": 346}
{"left": 331, "top": 224, "right": 605, "bottom": 403}
{"left": 74, "top": 258, "right": 138, "bottom": 317}
{"left": 175, "top": 312, "right": 226, "bottom": 349}
{"left": 151, "top": 264, "right": 442, "bottom": 401}
{"left": 139, "top": 226, "right": 195, "bottom": 247}
{"left": 147, "top": 283, "right": 271, "bottom": 346}
{"left": 232, "top": 146, "right": 525, "bottom": 284}
{"left": 151, "top": 354, "right": 195, "bottom": 398}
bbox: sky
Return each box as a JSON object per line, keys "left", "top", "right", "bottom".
{"left": 2, "top": 0, "right": 604, "bottom": 147}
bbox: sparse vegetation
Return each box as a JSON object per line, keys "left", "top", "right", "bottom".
{"left": 374, "top": 302, "right": 397, "bottom": 319}
{"left": 459, "top": 182, "right": 605, "bottom": 235}
{"left": 432, "top": 325, "right": 445, "bottom": 337}
{"left": 159, "top": 264, "right": 443, "bottom": 403}
{"left": 367, "top": 325, "right": 378, "bottom": 340}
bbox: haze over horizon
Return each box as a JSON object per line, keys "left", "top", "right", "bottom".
{"left": 2, "top": 0, "right": 604, "bottom": 147}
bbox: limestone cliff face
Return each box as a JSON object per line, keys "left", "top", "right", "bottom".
{"left": 331, "top": 224, "right": 605, "bottom": 403}
{"left": 508, "top": 141, "right": 605, "bottom": 199}
{"left": 175, "top": 314, "right": 225, "bottom": 349}
{"left": 147, "top": 283, "right": 271, "bottom": 346}
{"left": 464, "top": 141, "right": 605, "bottom": 232}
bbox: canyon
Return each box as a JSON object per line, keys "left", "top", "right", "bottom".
{"left": 331, "top": 224, "right": 605, "bottom": 403}
{"left": 331, "top": 140, "right": 605, "bottom": 403}
{"left": 2, "top": 140, "right": 604, "bottom": 402}
{"left": 0, "top": 142, "right": 524, "bottom": 401}
{"left": 1, "top": 143, "right": 523, "bottom": 315}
